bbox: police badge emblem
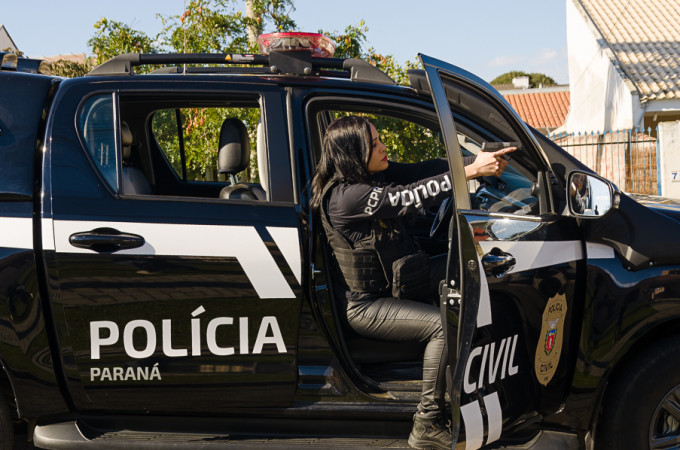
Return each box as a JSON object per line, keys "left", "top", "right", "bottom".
{"left": 545, "top": 320, "right": 558, "bottom": 355}
{"left": 535, "top": 293, "right": 567, "bottom": 386}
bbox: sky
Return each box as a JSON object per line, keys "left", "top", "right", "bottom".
{"left": 2, "top": 0, "right": 569, "bottom": 84}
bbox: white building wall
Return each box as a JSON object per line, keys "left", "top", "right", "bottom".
{"left": 658, "top": 121, "right": 680, "bottom": 199}
{"left": 564, "top": 0, "right": 635, "bottom": 132}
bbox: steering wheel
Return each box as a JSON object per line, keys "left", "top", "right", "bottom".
{"left": 430, "top": 196, "right": 454, "bottom": 238}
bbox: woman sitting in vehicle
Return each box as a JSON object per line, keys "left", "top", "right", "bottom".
{"left": 310, "top": 116, "right": 514, "bottom": 449}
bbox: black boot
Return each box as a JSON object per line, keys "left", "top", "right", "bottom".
{"left": 408, "top": 413, "right": 452, "bottom": 449}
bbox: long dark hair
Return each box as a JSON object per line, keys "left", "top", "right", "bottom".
{"left": 310, "top": 116, "right": 374, "bottom": 211}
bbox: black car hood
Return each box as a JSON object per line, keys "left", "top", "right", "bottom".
{"left": 530, "top": 128, "right": 680, "bottom": 270}
{"left": 585, "top": 193, "right": 680, "bottom": 270}
{"left": 628, "top": 193, "right": 680, "bottom": 223}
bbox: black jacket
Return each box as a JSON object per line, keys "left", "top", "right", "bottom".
{"left": 326, "top": 159, "right": 454, "bottom": 245}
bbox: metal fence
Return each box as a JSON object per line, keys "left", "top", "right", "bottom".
{"left": 546, "top": 128, "right": 659, "bottom": 195}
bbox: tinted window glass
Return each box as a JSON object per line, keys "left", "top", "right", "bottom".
{"left": 314, "top": 110, "right": 445, "bottom": 164}
{"left": 79, "top": 95, "right": 117, "bottom": 191}
{"left": 458, "top": 132, "right": 539, "bottom": 215}
{"left": 437, "top": 72, "right": 543, "bottom": 216}
{"left": 151, "top": 106, "right": 261, "bottom": 184}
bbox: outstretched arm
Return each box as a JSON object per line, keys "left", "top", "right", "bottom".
{"left": 464, "top": 146, "right": 517, "bottom": 179}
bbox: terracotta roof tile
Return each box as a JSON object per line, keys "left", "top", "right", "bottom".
{"left": 576, "top": 0, "right": 680, "bottom": 101}
{"left": 503, "top": 90, "right": 571, "bottom": 129}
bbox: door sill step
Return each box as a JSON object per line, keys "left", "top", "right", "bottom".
{"left": 33, "top": 420, "right": 412, "bottom": 448}
{"left": 34, "top": 420, "right": 579, "bottom": 449}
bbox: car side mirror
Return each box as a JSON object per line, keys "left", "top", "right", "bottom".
{"left": 567, "top": 170, "right": 619, "bottom": 218}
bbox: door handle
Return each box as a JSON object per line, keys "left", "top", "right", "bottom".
{"left": 481, "top": 247, "right": 516, "bottom": 278}
{"left": 69, "top": 227, "right": 145, "bottom": 253}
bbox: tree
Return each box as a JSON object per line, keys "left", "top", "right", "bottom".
{"left": 155, "top": 0, "right": 300, "bottom": 180}
{"left": 2, "top": 47, "right": 22, "bottom": 56}
{"left": 317, "top": 21, "right": 436, "bottom": 163}
{"left": 319, "top": 21, "right": 418, "bottom": 86}
{"left": 86, "top": 1, "right": 301, "bottom": 181}
{"left": 89, "top": 18, "right": 158, "bottom": 66}
{"left": 320, "top": 21, "right": 367, "bottom": 60}
{"left": 159, "top": 0, "right": 296, "bottom": 54}
{"left": 490, "top": 70, "right": 557, "bottom": 88}
{"left": 245, "top": 0, "right": 260, "bottom": 45}
{"left": 51, "top": 59, "right": 94, "bottom": 78}
{"left": 86, "top": 1, "right": 432, "bottom": 177}
{"left": 244, "top": 0, "right": 296, "bottom": 47}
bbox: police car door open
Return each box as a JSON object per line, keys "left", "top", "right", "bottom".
{"left": 419, "top": 54, "right": 583, "bottom": 449}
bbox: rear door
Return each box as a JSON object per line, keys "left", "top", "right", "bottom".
{"left": 420, "top": 55, "right": 584, "bottom": 448}
{"left": 41, "top": 79, "right": 302, "bottom": 413}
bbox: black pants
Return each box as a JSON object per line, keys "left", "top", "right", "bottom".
{"left": 345, "top": 254, "right": 449, "bottom": 417}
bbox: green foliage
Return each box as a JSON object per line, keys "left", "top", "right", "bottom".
{"left": 152, "top": 0, "right": 298, "bottom": 179}
{"left": 88, "top": 1, "right": 438, "bottom": 177}
{"left": 331, "top": 111, "right": 444, "bottom": 164}
{"left": 158, "top": 0, "right": 296, "bottom": 54}
{"left": 2, "top": 47, "right": 22, "bottom": 56}
{"left": 370, "top": 53, "right": 420, "bottom": 86}
{"left": 246, "top": 0, "right": 297, "bottom": 34}
{"left": 320, "top": 21, "right": 368, "bottom": 60}
{"left": 320, "top": 21, "right": 419, "bottom": 87}
{"left": 529, "top": 72, "right": 557, "bottom": 87}
{"left": 491, "top": 70, "right": 526, "bottom": 85}
{"left": 50, "top": 59, "right": 94, "bottom": 78}
{"left": 320, "top": 23, "right": 429, "bottom": 161}
{"left": 371, "top": 115, "right": 444, "bottom": 163}
{"left": 161, "top": 0, "right": 250, "bottom": 53}
{"left": 88, "top": 18, "right": 158, "bottom": 66}
{"left": 152, "top": 106, "right": 261, "bottom": 182}
{"left": 490, "top": 70, "right": 557, "bottom": 88}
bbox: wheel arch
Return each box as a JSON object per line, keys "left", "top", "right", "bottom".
{"left": 0, "top": 358, "right": 25, "bottom": 425}
{"left": 591, "top": 316, "right": 680, "bottom": 438}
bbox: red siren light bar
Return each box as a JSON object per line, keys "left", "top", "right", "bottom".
{"left": 257, "top": 32, "right": 336, "bottom": 58}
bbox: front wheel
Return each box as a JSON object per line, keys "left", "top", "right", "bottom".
{"left": 597, "top": 335, "right": 680, "bottom": 449}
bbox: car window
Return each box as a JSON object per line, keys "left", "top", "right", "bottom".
{"left": 78, "top": 94, "right": 118, "bottom": 192}
{"left": 307, "top": 101, "right": 542, "bottom": 217}
{"left": 151, "top": 106, "right": 261, "bottom": 185}
{"left": 457, "top": 131, "right": 539, "bottom": 215}
{"left": 80, "top": 92, "right": 274, "bottom": 202}
{"left": 307, "top": 103, "right": 452, "bottom": 266}
{"left": 309, "top": 107, "right": 445, "bottom": 165}
{"left": 441, "top": 78, "right": 544, "bottom": 216}
{"left": 357, "top": 113, "right": 446, "bottom": 163}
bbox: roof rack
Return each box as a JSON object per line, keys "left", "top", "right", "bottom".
{"left": 0, "top": 52, "right": 52, "bottom": 75}
{"left": 87, "top": 51, "right": 396, "bottom": 85}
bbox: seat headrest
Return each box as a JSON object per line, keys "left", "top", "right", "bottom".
{"left": 121, "top": 122, "right": 134, "bottom": 161}
{"left": 121, "top": 122, "right": 133, "bottom": 146}
{"left": 218, "top": 118, "right": 250, "bottom": 175}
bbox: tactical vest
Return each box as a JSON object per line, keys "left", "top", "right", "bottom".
{"left": 320, "top": 181, "right": 417, "bottom": 293}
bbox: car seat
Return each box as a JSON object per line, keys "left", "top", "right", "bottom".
{"left": 121, "top": 122, "right": 152, "bottom": 195}
{"left": 217, "top": 118, "right": 266, "bottom": 200}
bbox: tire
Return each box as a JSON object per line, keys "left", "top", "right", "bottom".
{"left": 0, "top": 395, "right": 12, "bottom": 450}
{"left": 597, "top": 335, "right": 680, "bottom": 449}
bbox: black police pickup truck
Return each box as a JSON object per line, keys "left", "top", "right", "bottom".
{"left": 1, "top": 33, "right": 680, "bottom": 449}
